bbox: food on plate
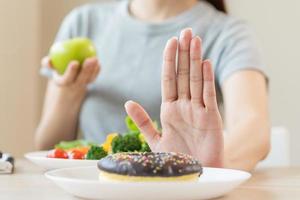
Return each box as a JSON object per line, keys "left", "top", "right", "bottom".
{"left": 111, "top": 131, "right": 152, "bottom": 153}
{"left": 125, "top": 116, "right": 139, "bottom": 132}
{"left": 46, "top": 133, "right": 150, "bottom": 160}
{"left": 98, "top": 152, "right": 202, "bottom": 182}
{"left": 140, "top": 141, "right": 151, "bottom": 152}
{"left": 111, "top": 132, "right": 142, "bottom": 153}
{"left": 102, "top": 133, "right": 118, "bottom": 153}
{"left": 139, "top": 134, "right": 151, "bottom": 152}
{"left": 68, "top": 149, "right": 86, "bottom": 160}
{"left": 47, "top": 149, "right": 68, "bottom": 159}
{"left": 55, "top": 140, "right": 96, "bottom": 151}
{"left": 49, "top": 37, "right": 97, "bottom": 75}
{"left": 86, "top": 146, "right": 107, "bottom": 160}
{"left": 125, "top": 116, "right": 159, "bottom": 133}
{"left": 46, "top": 116, "right": 155, "bottom": 160}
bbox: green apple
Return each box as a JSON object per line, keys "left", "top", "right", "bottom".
{"left": 49, "top": 37, "right": 97, "bottom": 75}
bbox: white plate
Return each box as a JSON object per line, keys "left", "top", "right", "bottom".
{"left": 45, "top": 166, "right": 251, "bottom": 200}
{"left": 24, "top": 151, "right": 97, "bottom": 170}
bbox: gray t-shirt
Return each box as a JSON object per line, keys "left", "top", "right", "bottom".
{"left": 41, "top": 0, "right": 265, "bottom": 142}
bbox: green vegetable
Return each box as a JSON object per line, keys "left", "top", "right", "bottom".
{"left": 55, "top": 140, "right": 97, "bottom": 150}
{"left": 111, "top": 132, "right": 142, "bottom": 153}
{"left": 86, "top": 145, "right": 107, "bottom": 160}
{"left": 125, "top": 116, "right": 139, "bottom": 132}
{"left": 125, "top": 115, "right": 161, "bottom": 132}
{"left": 141, "top": 142, "right": 151, "bottom": 152}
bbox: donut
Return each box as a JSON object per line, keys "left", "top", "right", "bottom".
{"left": 97, "top": 152, "right": 202, "bottom": 182}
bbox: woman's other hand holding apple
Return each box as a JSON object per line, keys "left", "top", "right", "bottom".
{"left": 42, "top": 56, "right": 100, "bottom": 94}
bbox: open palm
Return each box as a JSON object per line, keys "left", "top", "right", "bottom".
{"left": 126, "top": 29, "right": 223, "bottom": 167}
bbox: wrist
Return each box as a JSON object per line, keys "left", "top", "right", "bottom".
{"left": 45, "top": 83, "right": 87, "bottom": 117}
{"left": 56, "top": 84, "right": 87, "bottom": 104}
{"left": 199, "top": 155, "right": 224, "bottom": 168}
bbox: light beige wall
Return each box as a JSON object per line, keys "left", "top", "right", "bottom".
{"left": 0, "top": 0, "right": 90, "bottom": 157}
{"left": 0, "top": 0, "right": 41, "bottom": 157}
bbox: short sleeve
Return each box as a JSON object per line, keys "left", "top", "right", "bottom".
{"left": 40, "top": 8, "right": 81, "bottom": 78}
{"left": 214, "top": 20, "right": 267, "bottom": 84}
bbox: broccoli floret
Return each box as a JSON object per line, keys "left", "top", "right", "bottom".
{"left": 86, "top": 145, "right": 107, "bottom": 160}
{"left": 111, "top": 132, "right": 142, "bottom": 153}
{"left": 141, "top": 142, "right": 151, "bottom": 152}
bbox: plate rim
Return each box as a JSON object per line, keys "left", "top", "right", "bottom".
{"left": 24, "top": 151, "right": 98, "bottom": 163}
{"left": 45, "top": 166, "right": 252, "bottom": 185}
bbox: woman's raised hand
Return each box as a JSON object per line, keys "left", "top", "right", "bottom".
{"left": 125, "top": 28, "right": 224, "bottom": 167}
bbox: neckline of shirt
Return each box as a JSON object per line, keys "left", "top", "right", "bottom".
{"left": 117, "top": 0, "right": 214, "bottom": 34}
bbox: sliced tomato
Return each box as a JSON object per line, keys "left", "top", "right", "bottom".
{"left": 47, "top": 149, "right": 68, "bottom": 159}
{"left": 68, "top": 149, "right": 85, "bottom": 160}
{"left": 66, "top": 147, "right": 90, "bottom": 155}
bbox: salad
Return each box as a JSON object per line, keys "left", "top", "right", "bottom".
{"left": 46, "top": 116, "right": 156, "bottom": 160}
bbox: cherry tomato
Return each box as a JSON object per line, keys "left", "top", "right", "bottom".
{"left": 47, "top": 149, "right": 68, "bottom": 159}
{"left": 67, "top": 147, "right": 90, "bottom": 155}
{"left": 68, "top": 149, "right": 85, "bottom": 160}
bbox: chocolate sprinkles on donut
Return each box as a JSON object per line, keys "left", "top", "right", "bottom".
{"left": 98, "top": 152, "right": 202, "bottom": 181}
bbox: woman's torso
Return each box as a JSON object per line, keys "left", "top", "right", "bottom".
{"left": 49, "top": 0, "right": 263, "bottom": 142}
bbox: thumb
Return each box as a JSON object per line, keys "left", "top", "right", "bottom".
{"left": 41, "top": 56, "right": 53, "bottom": 69}
{"left": 125, "top": 101, "right": 160, "bottom": 149}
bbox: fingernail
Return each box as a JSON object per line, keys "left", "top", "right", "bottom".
{"left": 124, "top": 100, "right": 134, "bottom": 109}
{"left": 68, "top": 62, "right": 78, "bottom": 70}
{"left": 90, "top": 57, "right": 98, "bottom": 63}
{"left": 195, "top": 36, "right": 202, "bottom": 42}
{"left": 206, "top": 59, "right": 212, "bottom": 64}
{"left": 71, "top": 60, "right": 80, "bottom": 65}
{"left": 87, "top": 58, "right": 99, "bottom": 67}
{"left": 185, "top": 27, "right": 193, "bottom": 32}
{"left": 71, "top": 65, "right": 77, "bottom": 71}
{"left": 180, "top": 28, "right": 193, "bottom": 39}
{"left": 167, "top": 37, "right": 177, "bottom": 45}
{"left": 191, "top": 36, "right": 201, "bottom": 48}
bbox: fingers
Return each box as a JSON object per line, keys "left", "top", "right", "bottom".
{"left": 125, "top": 101, "right": 160, "bottom": 149}
{"left": 202, "top": 60, "right": 218, "bottom": 110}
{"left": 75, "top": 57, "right": 99, "bottom": 85}
{"left": 190, "top": 36, "right": 204, "bottom": 105}
{"left": 52, "top": 57, "right": 99, "bottom": 86}
{"left": 54, "top": 61, "right": 80, "bottom": 85}
{"left": 177, "top": 28, "right": 193, "bottom": 99}
{"left": 89, "top": 59, "right": 101, "bottom": 83}
{"left": 162, "top": 37, "right": 178, "bottom": 102}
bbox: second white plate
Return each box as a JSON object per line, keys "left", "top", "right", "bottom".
{"left": 45, "top": 166, "right": 251, "bottom": 200}
{"left": 25, "top": 151, "right": 97, "bottom": 170}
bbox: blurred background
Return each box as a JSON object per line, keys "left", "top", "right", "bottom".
{"left": 0, "top": 0, "right": 299, "bottom": 165}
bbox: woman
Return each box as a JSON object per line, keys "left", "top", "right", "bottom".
{"left": 36, "top": 0, "right": 270, "bottom": 171}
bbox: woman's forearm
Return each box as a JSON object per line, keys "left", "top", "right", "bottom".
{"left": 35, "top": 82, "right": 86, "bottom": 150}
{"left": 221, "top": 70, "right": 270, "bottom": 171}
{"left": 223, "top": 115, "right": 270, "bottom": 171}
{"left": 35, "top": 57, "right": 100, "bottom": 150}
